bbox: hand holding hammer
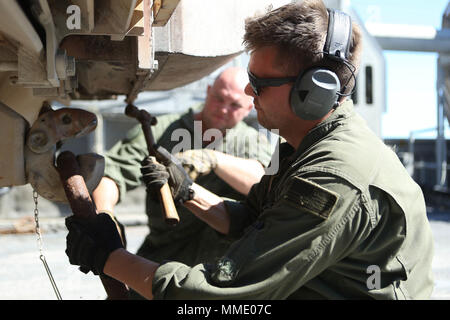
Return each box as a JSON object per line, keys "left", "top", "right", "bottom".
{"left": 125, "top": 104, "right": 180, "bottom": 226}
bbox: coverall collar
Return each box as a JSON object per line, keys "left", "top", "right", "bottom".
{"left": 286, "top": 99, "right": 355, "bottom": 163}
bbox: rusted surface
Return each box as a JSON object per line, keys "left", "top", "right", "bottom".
{"left": 56, "top": 151, "right": 129, "bottom": 299}
{"left": 124, "top": 104, "right": 157, "bottom": 153}
{"left": 60, "top": 35, "right": 135, "bottom": 62}
{"left": 25, "top": 105, "right": 104, "bottom": 203}
{"left": 56, "top": 151, "right": 95, "bottom": 218}
{"left": 26, "top": 104, "right": 98, "bottom": 154}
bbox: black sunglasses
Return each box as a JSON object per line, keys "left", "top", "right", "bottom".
{"left": 247, "top": 69, "right": 297, "bottom": 96}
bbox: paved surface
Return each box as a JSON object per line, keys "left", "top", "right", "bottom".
{"left": 0, "top": 214, "right": 148, "bottom": 300}
{"left": 0, "top": 212, "right": 449, "bottom": 300}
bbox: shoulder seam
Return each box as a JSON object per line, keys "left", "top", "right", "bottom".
{"left": 306, "top": 199, "right": 362, "bottom": 262}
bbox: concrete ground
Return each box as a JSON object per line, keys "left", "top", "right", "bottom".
{"left": 0, "top": 213, "right": 148, "bottom": 300}
{"left": 0, "top": 211, "right": 449, "bottom": 300}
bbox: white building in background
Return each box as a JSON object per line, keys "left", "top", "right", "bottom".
{"left": 324, "top": 0, "right": 386, "bottom": 137}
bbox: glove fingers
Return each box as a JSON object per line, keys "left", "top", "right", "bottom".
{"left": 141, "top": 156, "right": 170, "bottom": 187}
{"left": 65, "top": 218, "right": 83, "bottom": 256}
{"left": 110, "top": 216, "right": 127, "bottom": 248}
{"left": 140, "top": 155, "right": 156, "bottom": 167}
{"left": 65, "top": 221, "right": 94, "bottom": 270}
{"left": 79, "top": 266, "right": 90, "bottom": 274}
{"left": 141, "top": 155, "right": 166, "bottom": 170}
{"left": 65, "top": 215, "right": 81, "bottom": 229}
{"left": 141, "top": 152, "right": 193, "bottom": 204}
{"left": 141, "top": 161, "right": 165, "bottom": 173}
{"left": 73, "top": 231, "right": 95, "bottom": 268}
{"left": 65, "top": 213, "right": 124, "bottom": 275}
{"left": 142, "top": 170, "right": 169, "bottom": 182}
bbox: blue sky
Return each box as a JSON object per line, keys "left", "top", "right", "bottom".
{"left": 349, "top": 0, "right": 449, "bottom": 139}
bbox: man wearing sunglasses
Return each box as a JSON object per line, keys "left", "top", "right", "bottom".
{"left": 65, "top": 0, "right": 433, "bottom": 300}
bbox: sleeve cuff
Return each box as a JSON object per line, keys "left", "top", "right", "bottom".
{"left": 152, "top": 262, "right": 207, "bottom": 300}
{"left": 223, "top": 199, "right": 253, "bottom": 239}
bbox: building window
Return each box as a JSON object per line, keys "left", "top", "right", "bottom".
{"left": 351, "top": 76, "right": 358, "bottom": 105}
{"left": 365, "top": 66, "right": 373, "bottom": 105}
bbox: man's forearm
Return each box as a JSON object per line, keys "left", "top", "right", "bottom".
{"left": 92, "top": 177, "right": 126, "bottom": 242}
{"left": 92, "top": 177, "right": 120, "bottom": 213}
{"left": 213, "top": 152, "right": 264, "bottom": 195}
{"left": 104, "top": 248, "right": 160, "bottom": 300}
{"left": 183, "top": 183, "right": 230, "bottom": 235}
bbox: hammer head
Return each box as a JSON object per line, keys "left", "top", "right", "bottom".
{"left": 125, "top": 104, "right": 157, "bottom": 126}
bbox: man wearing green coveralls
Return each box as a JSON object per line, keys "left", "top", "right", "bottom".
{"left": 65, "top": 0, "right": 434, "bottom": 299}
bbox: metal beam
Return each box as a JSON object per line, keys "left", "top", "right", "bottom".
{"left": 365, "top": 22, "right": 450, "bottom": 191}
{"left": 366, "top": 23, "right": 450, "bottom": 53}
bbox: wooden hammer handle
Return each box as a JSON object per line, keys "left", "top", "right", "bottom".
{"left": 56, "top": 151, "right": 129, "bottom": 300}
{"left": 125, "top": 104, "right": 180, "bottom": 226}
{"left": 159, "top": 183, "right": 180, "bottom": 225}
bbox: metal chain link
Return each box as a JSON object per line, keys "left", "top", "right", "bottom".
{"left": 33, "top": 190, "right": 62, "bottom": 300}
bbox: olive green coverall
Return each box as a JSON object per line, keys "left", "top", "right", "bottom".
{"left": 149, "top": 100, "right": 434, "bottom": 299}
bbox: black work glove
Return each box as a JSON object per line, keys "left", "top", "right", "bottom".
{"left": 140, "top": 146, "right": 194, "bottom": 204}
{"left": 113, "top": 215, "right": 127, "bottom": 248}
{"left": 101, "top": 211, "right": 127, "bottom": 249}
{"left": 65, "top": 213, "right": 124, "bottom": 276}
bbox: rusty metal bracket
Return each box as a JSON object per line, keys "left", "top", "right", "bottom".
{"left": 24, "top": 103, "right": 104, "bottom": 203}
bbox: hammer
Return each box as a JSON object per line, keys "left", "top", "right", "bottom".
{"left": 124, "top": 104, "right": 180, "bottom": 226}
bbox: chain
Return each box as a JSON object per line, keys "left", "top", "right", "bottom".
{"left": 33, "top": 190, "right": 62, "bottom": 300}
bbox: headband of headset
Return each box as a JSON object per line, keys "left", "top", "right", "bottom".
{"left": 323, "top": 9, "right": 352, "bottom": 62}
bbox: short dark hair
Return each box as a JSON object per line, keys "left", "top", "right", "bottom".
{"left": 243, "top": 0, "right": 363, "bottom": 95}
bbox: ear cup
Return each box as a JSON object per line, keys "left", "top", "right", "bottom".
{"left": 290, "top": 68, "right": 341, "bottom": 120}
